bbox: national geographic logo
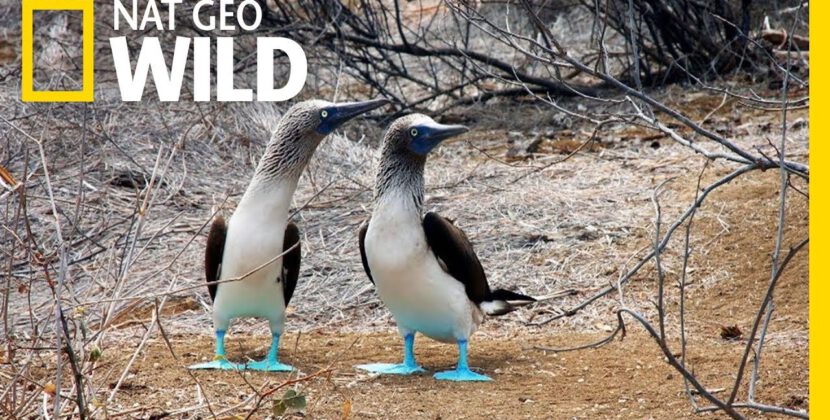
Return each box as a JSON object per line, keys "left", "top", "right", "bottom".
{"left": 21, "top": 0, "right": 308, "bottom": 103}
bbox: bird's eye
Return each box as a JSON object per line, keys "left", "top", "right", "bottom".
{"left": 410, "top": 128, "right": 419, "bottom": 137}
{"left": 321, "top": 110, "right": 329, "bottom": 118}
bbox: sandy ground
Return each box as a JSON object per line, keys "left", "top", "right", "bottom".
{"left": 63, "top": 167, "right": 808, "bottom": 419}
{"left": 98, "top": 328, "right": 805, "bottom": 419}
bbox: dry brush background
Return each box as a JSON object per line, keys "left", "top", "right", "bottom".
{"left": 0, "top": 0, "right": 809, "bottom": 418}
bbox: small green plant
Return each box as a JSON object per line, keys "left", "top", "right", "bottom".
{"left": 272, "top": 389, "right": 307, "bottom": 417}
{"left": 88, "top": 346, "right": 102, "bottom": 362}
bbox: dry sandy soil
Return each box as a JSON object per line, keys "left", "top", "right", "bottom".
{"left": 81, "top": 165, "right": 809, "bottom": 419}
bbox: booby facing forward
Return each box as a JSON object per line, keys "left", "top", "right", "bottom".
{"left": 356, "top": 114, "right": 536, "bottom": 381}
{"left": 191, "top": 98, "right": 389, "bottom": 371}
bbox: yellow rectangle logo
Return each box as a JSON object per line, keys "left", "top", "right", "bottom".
{"left": 22, "top": 0, "right": 94, "bottom": 102}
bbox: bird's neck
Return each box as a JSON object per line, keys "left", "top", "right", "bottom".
{"left": 253, "top": 128, "right": 323, "bottom": 183}
{"left": 238, "top": 176, "right": 298, "bottom": 220}
{"left": 242, "top": 128, "right": 322, "bottom": 216}
{"left": 374, "top": 151, "right": 425, "bottom": 215}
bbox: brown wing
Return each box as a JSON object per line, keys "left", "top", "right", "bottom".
{"left": 358, "top": 221, "right": 374, "bottom": 284}
{"left": 282, "top": 222, "right": 302, "bottom": 305}
{"left": 422, "top": 212, "right": 490, "bottom": 304}
{"left": 205, "top": 216, "right": 227, "bottom": 302}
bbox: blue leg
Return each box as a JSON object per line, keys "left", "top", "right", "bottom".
{"left": 245, "top": 333, "right": 293, "bottom": 372}
{"left": 189, "top": 330, "right": 242, "bottom": 370}
{"left": 355, "top": 333, "right": 425, "bottom": 375}
{"left": 433, "top": 340, "right": 491, "bottom": 381}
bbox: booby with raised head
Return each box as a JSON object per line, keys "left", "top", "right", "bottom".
{"left": 191, "top": 98, "right": 389, "bottom": 371}
{"left": 356, "top": 114, "right": 536, "bottom": 381}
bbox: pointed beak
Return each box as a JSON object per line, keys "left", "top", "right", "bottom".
{"left": 410, "top": 121, "right": 469, "bottom": 155}
{"left": 421, "top": 122, "right": 469, "bottom": 143}
{"left": 328, "top": 98, "right": 390, "bottom": 128}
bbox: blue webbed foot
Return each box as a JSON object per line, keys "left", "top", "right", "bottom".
{"left": 355, "top": 362, "right": 425, "bottom": 375}
{"left": 434, "top": 339, "right": 491, "bottom": 381}
{"left": 245, "top": 359, "right": 294, "bottom": 372}
{"left": 189, "top": 356, "right": 242, "bottom": 370}
{"left": 433, "top": 368, "right": 492, "bottom": 382}
{"left": 191, "top": 331, "right": 241, "bottom": 370}
{"left": 356, "top": 332, "right": 424, "bottom": 375}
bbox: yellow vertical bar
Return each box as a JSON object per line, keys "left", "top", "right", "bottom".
{"left": 20, "top": 0, "right": 34, "bottom": 102}
{"left": 82, "top": 0, "right": 94, "bottom": 101}
{"left": 810, "top": 0, "right": 821, "bottom": 418}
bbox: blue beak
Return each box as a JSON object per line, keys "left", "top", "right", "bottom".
{"left": 317, "top": 98, "right": 389, "bottom": 134}
{"left": 409, "top": 121, "right": 469, "bottom": 155}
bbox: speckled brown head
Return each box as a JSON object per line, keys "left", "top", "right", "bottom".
{"left": 256, "top": 98, "right": 389, "bottom": 181}
{"left": 375, "top": 114, "right": 468, "bottom": 206}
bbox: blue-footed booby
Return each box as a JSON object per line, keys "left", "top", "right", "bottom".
{"left": 356, "top": 114, "right": 537, "bottom": 381}
{"left": 191, "top": 98, "right": 388, "bottom": 371}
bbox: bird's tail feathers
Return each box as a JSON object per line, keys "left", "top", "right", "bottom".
{"left": 533, "top": 288, "right": 578, "bottom": 302}
{"left": 481, "top": 289, "right": 537, "bottom": 316}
